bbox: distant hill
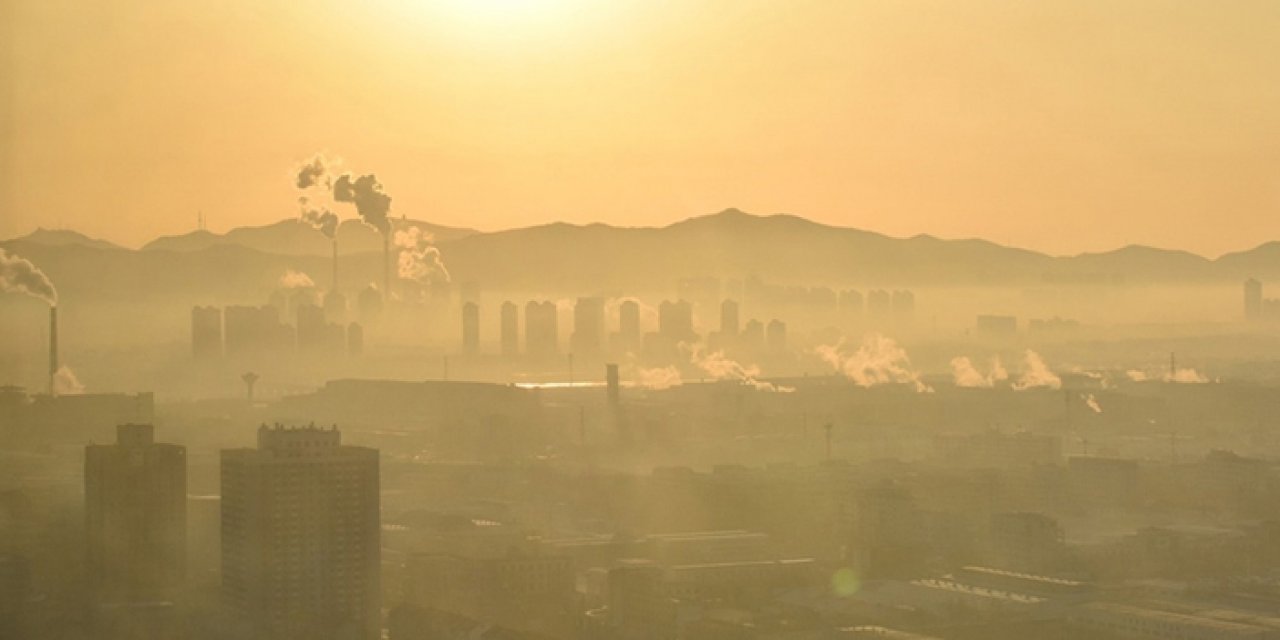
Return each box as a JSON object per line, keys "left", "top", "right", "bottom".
{"left": 142, "top": 218, "right": 479, "bottom": 256}
{"left": 3, "top": 209, "right": 1279, "bottom": 308}
{"left": 12, "top": 228, "right": 122, "bottom": 251}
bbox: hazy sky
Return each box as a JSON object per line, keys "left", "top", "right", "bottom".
{"left": 2, "top": 0, "right": 1278, "bottom": 255}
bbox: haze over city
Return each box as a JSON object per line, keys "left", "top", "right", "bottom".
{"left": 5, "top": 2, "right": 1280, "bottom": 640}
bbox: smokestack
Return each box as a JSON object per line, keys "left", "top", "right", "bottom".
{"left": 48, "top": 306, "right": 58, "bottom": 395}
{"left": 606, "top": 363, "right": 620, "bottom": 406}
{"left": 332, "top": 238, "right": 339, "bottom": 292}
{"left": 383, "top": 234, "right": 390, "bottom": 304}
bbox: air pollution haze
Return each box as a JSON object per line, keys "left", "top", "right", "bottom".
{"left": 7, "top": 2, "right": 1280, "bottom": 640}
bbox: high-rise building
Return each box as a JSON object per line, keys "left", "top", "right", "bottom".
{"left": 500, "top": 301, "right": 519, "bottom": 357}
{"left": 357, "top": 285, "right": 383, "bottom": 322}
{"left": 571, "top": 297, "right": 605, "bottom": 355}
{"left": 616, "top": 299, "right": 641, "bottom": 354}
{"left": 462, "top": 302, "right": 479, "bottom": 355}
{"left": 658, "top": 299, "right": 695, "bottom": 343}
{"left": 742, "top": 319, "right": 764, "bottom": 351}
{"left": 525, "top": 301, "right": 558, "bottom": 358}
{"left": 85, "top": 424, "right": 186, "bottom": 604}
{"left": 297, "top": 303, "right": 327, "bottom": 352}
{"left": 192, "top": 306, "right": 223, "bottom": 359}
{"left": 720, "top": 299, "right": 740, "bottom": 337}
{"left": 766, "top": 319, "right": 787, "bottom": 352}
{"left": 1245, "top": 278, "right": 1263, "bottom": 321}
{"left": 222, "top": 425, "right": 380, "bottom": 640}
{"left": 225, "top": 305, "right": 291, "bottom": 356}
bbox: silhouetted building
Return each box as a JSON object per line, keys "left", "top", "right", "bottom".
{"left": 221, "top": 425, "right": 380, "bottom": 640}
{"left": 525, "top": 301, "right": 558, "bottom": 358}
{"left": 616, "top": 299, "right": 641, "bottom": 354}
{"left": 989, "top": 512, "right": 1066, "bottom": 573}
{"left": 296, "top": 303, "right": 326, "bottom": 351}
{"left": 766, "top": 319, "right": 787, "bottom": 352}
{"left": 462, "top": 302, "right": 479, "bottom": 355}
{"left": 225, "top": 305, "right": 292, "bottom": 357}
{"left": 192, "top": 306, "right": 222, "bottom": 359}
{"left": 357, "top": 285, "right": 383, "bottom": 321}
{"left": 500, "top": 301, "right": 519, "bottom": 357}
{"left": 572, "top": 297, "right": 605, "bottom": 355}
{"left": 85, "top": 424, "right": 186, "bottom": 604}
{"left": 1245, "top": 278, "right": 1262, "bottom": 321}
{"left": 742, "top": 319, "right": 764, "bottom": 351}
{"left": 720, "top": 299, "right": 739, "bottom": 337}
{"left": 659, "top": 299, "right": 695, "bottom": 343}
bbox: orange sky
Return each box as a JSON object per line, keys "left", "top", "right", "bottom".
{"left": 2, "top": 0, "right": 1278, "bottom": 255}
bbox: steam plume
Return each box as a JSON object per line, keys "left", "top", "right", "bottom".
{"left": 1083, "top": 393, "right": 1102, "bottom": 414}
{"left": 393, "top": 226, "right": 450, "bottom": 285}
{"left": 0, "top": 249, "right": 57, "bottom": 305}
{"left": 633, "top": 365, "right": 683, "bottom": 390}
{"left": 815, "top": 333, "right": 932, "bottom": 393}
{"left": 279, "top": 270, "right": 316, "bottom": 289}
{"left": 1013, "top": 350, "right": 1061, "bottom": 390}
{"left": 683, "top": 343, "right": 793, "bottom": 392}
{"left": 951, "top": 356, "right": 1008, "bottom": 388}
{"left": 1166, "top": 367, "right": 1210, "bottom": 384}
{"left": 52, "top": 366, "right": 84, "bottom": 395}
{"left": 1125, "top": 366, "right": 1210, "bottom": 384}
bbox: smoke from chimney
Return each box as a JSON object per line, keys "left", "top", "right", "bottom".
{"left": 393, "top": 226, "right": 450, "bottom": 287}
{"left": 332, "top": 172, "right": 392, "bottom": 295}
{"left": 0, "top": 248, "right": 57, "bottom": 305}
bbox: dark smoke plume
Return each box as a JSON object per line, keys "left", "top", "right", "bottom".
{"left": 333, "top": 174, "right": 392, "bottom": 235}
{"left": 0, "top": 248, "right": 57, "bottom": 305}
{"left": 295, "top": 154, "right": 340, "bottom": 239}
{"left": 295, "top": 155, "right": 331, "bottom": 189}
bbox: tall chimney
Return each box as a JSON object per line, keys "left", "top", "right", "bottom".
{"left": 383, "top": 234, "right": 390, "bottom": 303}
{"left": 48, "top": 305, "right": 58, "bottom": 395}
{"left": 606, "top": 363, "right": 620, "bottom": 407}
{"left": 332, "top": 237, "right": 339, "bottom": 293}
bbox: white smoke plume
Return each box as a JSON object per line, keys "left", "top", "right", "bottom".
{"left": 1165, "top": 368, "right": 1210, "bottom": 384}
{"left": 52, "top": 366, "right": 84, "bottom": 395}
{"left": 815, "top": 333, "right": 932, "bottom": 393}
{"left": 393, "top": 226, "right": 450, "bottom": 285}
{"left": 951, "top": 356, "right": 1008, "bottom": 388}
{"left": 279, "top": 270, "right": 315, "bottom": 289}
{"left": 1013, "top": 350, "right": 1061, "bottom": 390}
{"left": 334, "top": 173, "right": 392, "bottom": 235}
{"left": 295, "top": 154, "right": 341, "bottom": 239}
{"left": 633, "top": 365, "right": 683, "bottom": 390}
{"left": 0, "top": 248, "right": 57, "bottom": 305}
{"left": 683, "top": 343, "right": 794, "bottom": 392}
{"left": 1126, "top": 366, "right": 1210, "bottom": 384}
{"left": 1083, "top": 393, "right": 1102, "bottom": 414}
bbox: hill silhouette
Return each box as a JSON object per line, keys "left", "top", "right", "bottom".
{"left": 3, "top": 209, "right": 1277, "bottom": 305}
